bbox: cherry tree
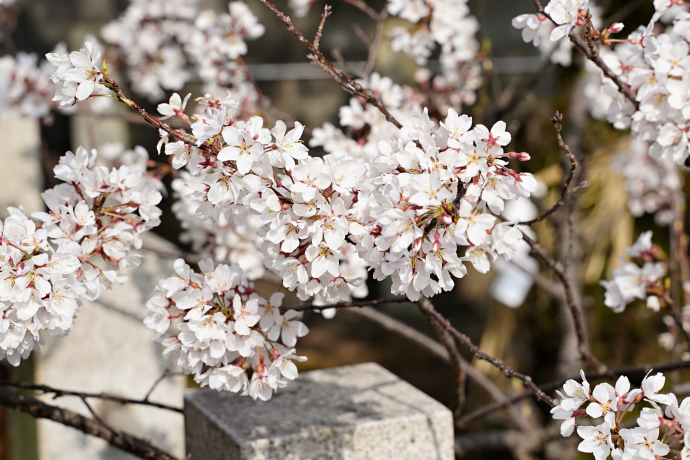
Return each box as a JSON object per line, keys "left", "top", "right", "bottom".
{"left": 1, "top": 0, "right": 690, "bottom": 458}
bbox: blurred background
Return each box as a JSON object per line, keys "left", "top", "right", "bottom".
{"left": 0, "top": 0, "right": 683, "bottom": 459}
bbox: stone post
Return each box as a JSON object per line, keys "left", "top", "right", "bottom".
{"left": 184, "top": 362, "right": 454, "bottom": 460}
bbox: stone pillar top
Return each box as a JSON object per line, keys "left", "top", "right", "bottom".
{"left": 184, "top": 362, "right": 454, "bottom": 460}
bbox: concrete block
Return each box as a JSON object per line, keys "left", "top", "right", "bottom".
{"left": 184, "top": 362, "right": 454, "bottom": 460}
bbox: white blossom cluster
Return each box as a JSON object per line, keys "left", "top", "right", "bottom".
{"left": 171, "top": 175, "right": 266, "bottom": 280}
{"left": 311, "top": 72, "right": 412, "bottom": 164}
{"left": 582, "top": 5, "right": 690, "bottom": 164}
{"left": 46, "top": 41, "right": 106, "bottom": 108}
{"left": 612, "top": 140, "right": 680, "bottom": 225}
{"left": 600, "top": 231, "right": 667, "bottom": 314}
{"left": 0, "top": 52, "right": 55, "bottom": 118}
{"left": 601, "top": 216, "right": 690, "bottom": 353}
{"left": 512, "top": 0, "right": 603, "bottom": 67}
{"left": 144, "top": 258, "right": 307, "bottom": 401}
{"left": 389, "top": 0, "right": 482, "bottom": 110}
{"left": 287, "top": 0, "right": 482, "bottom": 111}
{"left": 512, "top": 0, "right": 590, "bottom": 46}
{"left": 151, "top": 87, "right": 536, "bottom": 304}
{"left": 551, "top": 370, "right": 690, "bottom": 460}
{"left": 354, "top": 110, "right": 536, "bottom": 300}
{"left": 0, "top": 146, "right": 162, "bottom": 366}
{"left": 101, "top": 0, "right": 264, "bottom": 105}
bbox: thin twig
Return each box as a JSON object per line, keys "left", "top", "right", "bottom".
{"left": 314, "top": 5, "right": 332, "bottom": 51}
{"left": 416, "top": 297, "right": 555, "bottom": 407}
{"left": 255, "top": 0, "right": 403, "bottom": 129}
{"left": 352, "top": 24, "right": 371, "bottom": 46}
{"left": 521, "top": 232, "right": 609, "bottom": 374}
{"left": 143, "top": 370, "right": 183, "bottom": 403}
{"left": 101, "top": 73, "right": 210, "bottom": 152}
{"left": 458, "top": 358, "right": 690, "bottom": 427}
{"left": 363, "top": 8, "right": 388, "bottom": 78}
{"left": 0, "top": 386, "right": 178, "bottom": 460}
{"left": 669, "top": 188, "right": 690, "bottom": 349}
{"left": 331, "top": 48, "right": 361, "bottom": 77}
{"left": 416, "top": 300, "right": 467, "bottom": 417}
{"left": 529, "top": 0, "right": 639, "bottom": 109}
{"left": 341, "top": 0, "right": 378, "bottom": 20}
{"left": 0, "top": 381, "right": 182, "bottom": 413}
{"left": 79, "top": 395, "right": 108, "bottom": 427}
{"left": 519, "top": 112, "right": 578, "bottom": 226}
{"left": 457, "top": 361, "right": 690, "bottom": 425}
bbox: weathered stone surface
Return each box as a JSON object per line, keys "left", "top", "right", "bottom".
{"left": 185, "top": 362, "right": 454, "bottom": 460}
{"left": 35, "top": 234, "right": 186, "bottom": 460}
{"left": 0, "top": 109, "right": 43, "bottom": 214}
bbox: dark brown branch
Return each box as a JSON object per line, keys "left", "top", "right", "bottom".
{"left": 143, "top": 370, "right": 184, "bottom": 403}
{"left": 519, "top": 112, "right": 578, "bottom": 226}
{"left": 284, "top": 296, "right": 409, "bottom": 312}
{"left": 0, "top": 386, "right": 178, "bottom": 460}
{"left": 352, "top": 23, "right": 371, "bottom": 47}
{"left": 314, "top": 5, "right": 332, "bottom": 51}
{"left": 529, "top": 0, "right": 639, "bottom": 109}
{"left": 255, "top": 0, "right": 403, "bottom": 129}
{"left": 0, "top": 381, "right": 182, "bottom": 413}
{"left": 100, "top": 73, "right": 210, "bottom": 152}
{"left": 416, "top": 298, "right": 555, "bottom": 407}
{"left": 363, "top": 8, "right": 388, "bottom": 78}
{"left": 521, "top": 232, "right": 608, "bottom": 374}
{"left": 417, "top": 300, "right": 467, "bottom": 417}
{"left": 458, "top": 358, "right": 690, "bottom": 427}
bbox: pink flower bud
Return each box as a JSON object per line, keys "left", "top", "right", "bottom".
{"left": 441, "top": 212, "right": 452, "bottom": 225}
{"left": 509, "top": 151, "right": 531, "bottom": 161}
{"left": 432, "top": 233, "right": 441, "bottom": 252}
{"left": 413, "top": 237, "right": 423, "bottom": 253}
{"left": 609, "top": 22, "right": 624, "bottom": 33}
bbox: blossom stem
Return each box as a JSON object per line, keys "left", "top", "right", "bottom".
{"left": 100, "top": 73, "right": 210, "bottom": 152}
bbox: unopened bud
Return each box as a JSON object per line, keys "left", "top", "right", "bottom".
{"left": 576, "top": 18, "right": 585, "bottom": 27}
{"left": 441, "top": 212, "right": 452, "bottom": 225}
{"left": 609, "top": 22, "right": 624, "bottom": 33}
{"left": 281, "top": 202, "right": 292, "bottom": 210}
{"left": 432, "top": 233, "right": 441, "bottom": 252}
{"left": 509, "top": 151, "right": 531, "bottom": 161}
{"left": 578, "top": 9, "right": 587, "bottom": 18}
{"left": 413, "top": 237, "right": 423, "bottom": 253}
{"left": 414, "top": 215, "right": 421, "bottom": 223}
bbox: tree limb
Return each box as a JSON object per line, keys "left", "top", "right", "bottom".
{"left": 0, "top": 386, "right": 178, "bottom": 460}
